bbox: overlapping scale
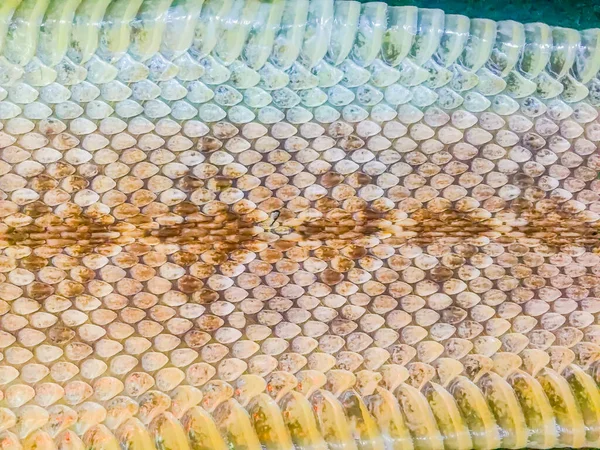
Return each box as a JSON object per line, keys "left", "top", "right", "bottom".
{"left": 0, "top": 0, "right": 598, "bottom": 449}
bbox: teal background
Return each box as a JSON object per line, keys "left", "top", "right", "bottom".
{"left": 360, "top": 0, "right": 600, "bottom": 29}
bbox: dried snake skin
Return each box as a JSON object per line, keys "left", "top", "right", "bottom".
{"left": 0, "top": 0, "right": 599, "bottom": 448}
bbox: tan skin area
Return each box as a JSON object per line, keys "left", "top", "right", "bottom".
{"left": 3, "top": 190, "right": 599, "bottom": 253}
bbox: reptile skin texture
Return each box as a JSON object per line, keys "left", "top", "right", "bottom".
{"left": 0, "top": 0, "right": 599, "bottom": 448}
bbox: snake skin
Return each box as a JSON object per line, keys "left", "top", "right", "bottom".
{"left": 0, "top": 0, "right": 599, "bottom": 448}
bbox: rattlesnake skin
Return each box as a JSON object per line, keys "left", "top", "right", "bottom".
{"left": 0, "top": 0, "right": 599, "bottom": 448}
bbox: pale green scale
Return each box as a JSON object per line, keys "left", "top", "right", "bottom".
{"left": 491, "top": 93, "right": 520, "bottom": 114}
{"left": 478, "top": 372, "right": 528, "bottom": 449}
{"left": 213, "top": 0, "right": 261, "bottom": 66}
{"left": 520, "top": 22, "right": 552, "bottom": 78}
{"left": 116, "top": 418, "right": 158, "bottom": 450}
{"left": 298, "top": 86, "right": 327, "bottom": 106}
{"left": 352, "top": 2, "right": 387, "bottom": 68}
{"left": 549, "top": 27, "right": 580, "bottom": 79}
{"left": 449, "top": 63, "right": 479, "bottom": 90}
{"left": 364, "top": 388, "right": 414, "bottom": 450}
{"left": 181, "top": 406, "right": 228, "bottom": 450}
{"left": 448, "top": 66, "right": 477, "bottom": 93}
{"left": 339, "top": 390, "right": 385, "bottom": 450}
{"left": 0, "top": 0, "right": 22, "bottom": 56}
{"left": 340, "top": 60, "right": 371, "bottom": 87}
{"left": 395, "top": 384, "right": 444, "bottom": 450}
{"left": 287, "top": 61, "right": 318, "bottom": 88}
{"left": 213, "top": 399, "right": 262, "bottom": 450}
{"left": 279, "top": 392, "right": 328, "bottom": 450}
{"left": 460, "top": 19, "right": 497, "bottom": 72}
{"left": 536, "top": 368, "right": 586, "bottom": 447}
{"left": 36, "top": 0, "right": 82, "bottom": 67}
{"left": 228, "top": 104, "right": 255, "bottom": 123}
{"left": 488, "top": 20, "right": 525, "bottom": 76}
{"left": 475, "top": 67, "right": 506, "bottom": 95}
{"left": 575, "top": 29, "right": 600, "bottom": 83}
{"left": 368, "top": 59, "right": 401, "bottom": 87}
{"left": 247, "top": 393, "right": 294, "bottom": 450}
{"left": 561, "top": 72, "right": 591, "bottom": 102}
{"left": 243, "top": 0, "right": 285, "bottom": 70}
{"left": 299, "top": 0, "right": 334, "bottom": 69}
{"left": 449, "top": 376, "right": 502, "bottom": 450}
{"left": 270, "top": 0, "right": 309, "bottom": 70}
{"left": 68, "top": 0, "right": 112, "bottom": 64}
{"left": 327, "top": 1, "right": 361, "bottom": 67}
{"left": 410, "top": 8, "right": 444, "bottom": 66}
{"left": 436, "top": 85, "right": 463, "bottom": 108}
{"left": 3, "top": 0, "right": 50, "bottom": 66}
{"left": 98, "top": 0, "right": 145, "bottom": 63}
{"left": 258, "top": 62, "right": 289, "bottom": 90}
{"left": 229, "top": 60, "right": 260, "bottom": 88}
{"left": 436, "top": 14, "right": 470, "bottom": 68}
{"left": 190, "top": 0, "right": 233, "bottom": 59}
{"left": 160, "top": 0, "right": 205, "bottom": 60}
{"left": 381, "top": 6, "right": 417, "bottom": 67}
{"left": 150, "top": 413, "right": 191, "bottom": 450}
{"left": 505, "top": 70, "right": 538, "bottom": 97}
{"left": 312, "top": 60, "right": 344, "bottom": 87}
{"left": 564, "top": 364, "right": 600, "bottom": 446}
{"left": 310, "top": 390, "right": 358, "bottom": 450}
{"left": 535, "top": 70, "right": 565, "bottom": 98}
{"left": 423, "top": 382, "right": 472, "bottom": 450}
{"left": 507, "top": 370, "right": 558, "bottom": 449}
{"left": 422, "top": 58, "right": 452, "bottom": 87}
{"left": 129, "top": 0, "right": 175, "bottom": 62}
{"left": 243, "top": 86, "right": 271, "bottom": 107}
{"left": 200, "top": 55, "right": 230, "bottom": 84}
